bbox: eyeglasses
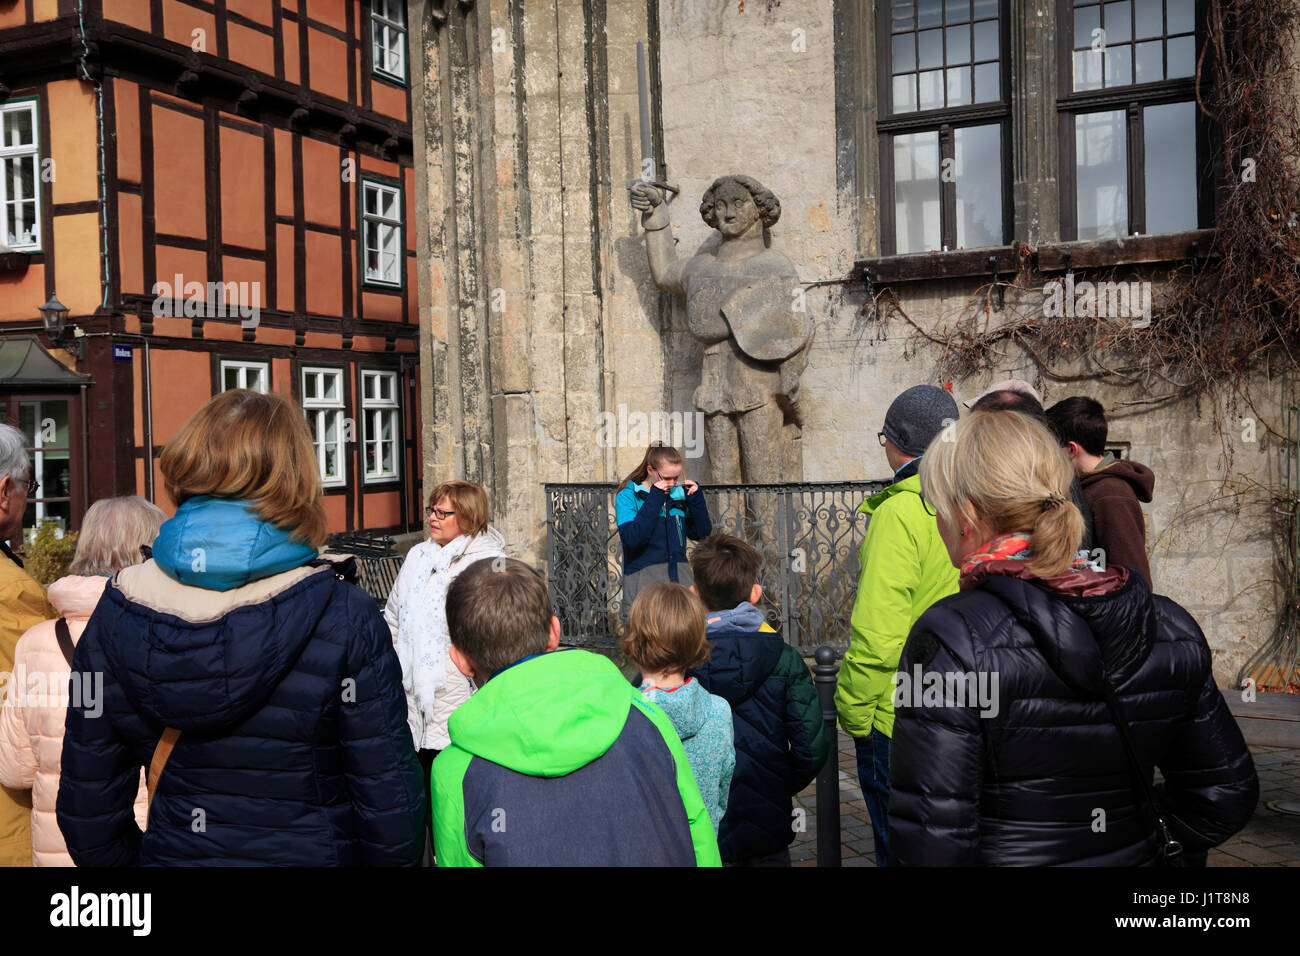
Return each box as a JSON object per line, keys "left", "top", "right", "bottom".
{"left": 877, "top": 431, "right": 887, "bottom": 447}
{"left": 426, "top": 507, "right": 456, "bottom": 521}
{"left": 648, "top": 466, "right": 682, "bottom": 485}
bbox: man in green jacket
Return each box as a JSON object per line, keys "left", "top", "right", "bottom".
{"left": 433, "top": 557, "right": 720, "bottom": 867}
{"left": 835, "top": 385, "right": 959, "bottom": 865}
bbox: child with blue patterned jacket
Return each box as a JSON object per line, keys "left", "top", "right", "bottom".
{"left": 622, "top": 582, "right": 734, "bottom": 832}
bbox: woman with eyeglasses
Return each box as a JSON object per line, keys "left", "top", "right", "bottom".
{"left": 383, "top": 480, "right": 506, "bottom": 858}
{"left": 615, "top": 443, "right": 712, "bottom": 621}
{"left": 834, "top": 384, "right": 960, "bottom": 866}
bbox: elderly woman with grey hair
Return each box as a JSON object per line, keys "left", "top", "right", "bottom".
{"left": 0, "top": 496, "right": 164, "bottom": 865}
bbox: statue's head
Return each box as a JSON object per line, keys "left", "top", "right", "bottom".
{"left": 700, "top": 175, "right": 781, "bottom": 238}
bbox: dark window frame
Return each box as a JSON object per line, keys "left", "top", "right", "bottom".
{"left": 1055, "top": 0, "right": 1216, "bottom": 239}
{"left": 875, "top": 0, "right": 1015, "bottom": 255}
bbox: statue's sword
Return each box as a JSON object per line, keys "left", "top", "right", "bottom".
{"left": 637, "top": 40, "right": 679, "bottom": 204}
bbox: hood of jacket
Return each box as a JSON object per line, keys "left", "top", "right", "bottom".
{"left": 1081, "top": 456, "right": 1155, "bottom": 503}
{"left": 640, "top": 678, "right": 712, "bottom": 741}
{"left": 975, "top": 564, "right": 1155, "bottom": 694}
{"left": 694, "top": 603, "right": 785, "bottom": 705}
{"left": 96, "top": 553, "right": 350, "bottom": 731}
{"left": 446, "top": 649, "right": 634, "bottom": 776}
{"left": 46, "top": 574, "right": 109, "bottom": 621}
{"left": 152, "top": 496, "right": 319, "bottom": 591}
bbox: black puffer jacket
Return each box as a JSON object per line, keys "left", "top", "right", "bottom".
{"left": 888, "top": 564, "right": 1258, "bottom": 866}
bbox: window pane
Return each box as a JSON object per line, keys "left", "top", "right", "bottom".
{"left": 972, "top": 0, "right": 997, "bottom": 16}
{"left": 224, "top": 367, "right": 240, "bottom": 390}
{"left": 364, "top": 186, "right": 378, "bottom": 216}
{"left": 893, "top": 0, "right": 916, "bottom": 31}
{"left": 363, "top": 374, "right": 376, "bottom": 401}
{"left": 893, "top": 131, "right": 941, "bottom": 254}
{"left": 1167, "top": 35, "right": 1194, "bottom": 78}
{"left": 1103, "top": 1, "right": 1132, "bottom": 43}
{"left": 974, "top": 61, "right": 1000, "bottom": 101}
{"left": 1134, "top": 0, "right": 1162, "bottom": 38}
{"left": 1135, "top": 40, "right": 1163, "bottom": 82}
{"left": 1105, "top": 44, "right": 1132, "bottom": 86}
{"left": 946, "top": 24, "right": 971, "bottom": 63}
{"left": 918, "top": 0, "right": 942, "bottom": 28}
{"left": 892, "top": 33, "right": 916, "bottom": 73}
{"left": 3, "top": 108, "right": 33, "bottom": 148}
{"left": 323, "top": 372, "right": 338, "bottom": 401}
{"left": 1076, "top": 109, "right": 1128, "bottom": 240}
{"left": 893, "top": 74, "right": 918, "bottom": 113}
{"left": 973, "top": 19, "right": 998, "bottom": 60}
{"left": 304, "top": 373, "right": 318, "bottom": 400}
{"left": 944, "top": 0, "right": 969, "bottom": 23}
{"left": 1144, "top": 101, "right": 1197, "bottom": 234}
{"left": 918, "top": 29, "right": 943, "bottom": 69}
{"left": 947, "top": 67, "right": 972, "bottom": 106}
{"left": 1167, "top": 0, "right": 1194, "bottom": 34}
{"left": 954, "top": 124, "right": 1002, "bottom": 248}
{"left": 919, "top": 70, "right": 944, "bottom": 110}
{"left": 1075, "top": 4, "right": 1101, "bottom": 49}
{"left": 1074, "top": 48, "right": 1104, "bottom": 90}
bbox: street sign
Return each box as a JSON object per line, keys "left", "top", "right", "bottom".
{"left": 113, "top": 343, "right": 133, "bottom": 362}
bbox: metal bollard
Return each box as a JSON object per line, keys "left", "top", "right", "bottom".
{"left": 812, "top": 645, "right": 841, "bottom": 867}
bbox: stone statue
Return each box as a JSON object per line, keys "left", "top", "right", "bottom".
{"left": 629, "top": 174, "right": 811, "bottom": 484}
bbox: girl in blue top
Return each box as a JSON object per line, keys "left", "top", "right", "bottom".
{"left": 615, "top": 443, "right": 712, "bottom": 618}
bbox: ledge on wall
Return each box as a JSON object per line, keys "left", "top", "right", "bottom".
{"left": 849, "top": 229, "right": 1218, "bottom": 285}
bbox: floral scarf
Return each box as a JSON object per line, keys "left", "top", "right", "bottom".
{"left": 961, "top": 532, "right": 1103, "bottom": 588}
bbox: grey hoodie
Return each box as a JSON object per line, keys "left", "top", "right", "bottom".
{"left": 640, "top": 678, "right": 735, "bottom": 832}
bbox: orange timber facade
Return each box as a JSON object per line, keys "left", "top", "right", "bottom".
{"left": 0, "top": 0, "right": 422, "bottom": 537}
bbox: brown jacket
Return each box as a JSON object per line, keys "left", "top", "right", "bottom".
{"left": 1080, "top": 456, "right": 1156, "bottom": 589}
{"left": 0, "top": 546, "right": 57, "bottom": 866}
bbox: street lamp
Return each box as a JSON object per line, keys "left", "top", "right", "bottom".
{"left": 39, "top": 293, "right": 69, "bottom": 338}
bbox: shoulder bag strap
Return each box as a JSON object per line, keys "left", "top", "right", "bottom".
{"left": 54, "top": 618, "right": 75, "bottom": 669}
{"left": 145, "top": 727, "right": 183, "bottom": 823}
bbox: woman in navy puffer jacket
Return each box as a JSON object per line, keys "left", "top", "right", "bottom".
{"left": 888, "top": 410, "right": 1257, "bottom": 866}
{"left": 56, "top": 389, "right": 425, "bottom": 866}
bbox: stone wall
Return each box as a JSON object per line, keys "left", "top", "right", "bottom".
{"left": 410, "top": 0, "right": 1291, "bottom": 685}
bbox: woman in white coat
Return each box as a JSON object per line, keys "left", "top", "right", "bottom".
{"left": 0, "top": 496, "right": 164, "bottom": 865}
{"left": 384, "top": 480, "right": 506, "bottom": 851}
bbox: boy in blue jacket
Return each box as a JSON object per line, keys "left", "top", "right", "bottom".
{"left": 686, "top": 533, "right": 830, "bottom": 865}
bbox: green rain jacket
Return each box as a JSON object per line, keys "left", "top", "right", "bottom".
{"left": 834, "top": 465, "right": 959, "bottom": 739}
{"left": 432, "top": 649, "right": 721, "bottom": 867}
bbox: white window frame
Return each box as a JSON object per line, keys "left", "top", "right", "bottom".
{"left": 370, "top": 0, "right": 407, "bottom": 83}
{"left": 301, "top": 367, "right": 347, "bottom": 488}
{"left": 361, "top": 369, "right": 400, "bottom": 483}
{"left": 219, "top": 359, "right": 270, "bottom": 394}
{"left": 362, "top": 179, "right": 403, "bottom": 288}
{"left": 0, "top": 100, "right": 42, "bottom": 253}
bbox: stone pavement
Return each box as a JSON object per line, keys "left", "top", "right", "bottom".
{"left": 789, "top": 730, "right": 1300, "bottom": 867}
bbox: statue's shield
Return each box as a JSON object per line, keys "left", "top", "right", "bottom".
{"left": 720, "top": 277, "right": 811, "bottom": 362}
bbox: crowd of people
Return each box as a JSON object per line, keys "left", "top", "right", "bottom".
{"left": 0, "top": 379, "right": 1260, "bottom": 867}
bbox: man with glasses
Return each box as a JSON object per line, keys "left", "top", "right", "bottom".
{"left": 835, "top": 385, "right": 960, "bottom": 867}
{"left": 0, "top": 423, "right": 56, "bottom": 866}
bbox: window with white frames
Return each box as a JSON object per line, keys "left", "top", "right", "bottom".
{"left": 370, "top": 0, "right": 407, "bottom": 82}
{"left": 361, "top": 370, "right": 399, "bottom": 482}
{"left": 219, "top": 359, "right": 270, "bottom": 394}
{"left": 301, "top": 367, "right": 346, "bottom": 487}
{"left": 0, "top": 100, "right": 41, "bottom": 252}
{"left": 362, "top": 180, "right": 402, "bottom": 287}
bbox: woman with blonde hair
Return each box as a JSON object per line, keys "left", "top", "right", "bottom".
{"left": 888, "top": 410, "right": 1257, "bottom": 866}
{"left": 55, "top": 389, "right": 424, "bottom": 866}
{"left": 0, "top": 496, "right": 162, "bottom": 865}
{"left": 384, "top": 479, "right": 506, "bottom": 855}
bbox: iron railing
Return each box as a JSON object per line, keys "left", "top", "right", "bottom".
{"left": 326, "top": 531, "right": 402, "bottom": 605}
{"left": 544, "top": 480, "right": 889, "bottom": 652}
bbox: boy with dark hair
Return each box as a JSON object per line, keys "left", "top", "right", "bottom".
{"left": 1046, "top": 396, "right": 1156, "bottom": 587}
{"left": 432, "top": 557, "right": 720, "bottom": 867}
{"left": 686, "top": 533, "right": 829, "bottom": 866}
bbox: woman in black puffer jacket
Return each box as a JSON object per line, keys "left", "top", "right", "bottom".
{"left": 887, "top": 410, "right": 1257, "bottom": 866}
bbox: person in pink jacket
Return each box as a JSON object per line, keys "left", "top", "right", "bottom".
{"left": 0, "top": 496, "right": 164, "bottom": 866}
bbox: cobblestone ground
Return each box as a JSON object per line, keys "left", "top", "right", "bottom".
{"left": 789, "top": 732, "right": 1300, "bottom": 867}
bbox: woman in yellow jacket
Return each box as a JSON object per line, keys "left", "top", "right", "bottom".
{"left": 835, "top": 386, "right": 960, "bottom": 866}
{"left": 0, "top": 423, "right": 56, "bottom": 867}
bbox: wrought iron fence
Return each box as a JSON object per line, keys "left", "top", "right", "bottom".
{"left": 545, "top": 480, "right": 890, "bottom": 652}
{"left": 326, "top": 531, "right": 402, "bottom": 605}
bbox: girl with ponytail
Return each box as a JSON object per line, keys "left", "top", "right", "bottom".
{"left": 886, "top": 410, "right": 1257, "bottom": 867}
{"left": 615, "top": 443, "right": 712, "bottom": 620}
